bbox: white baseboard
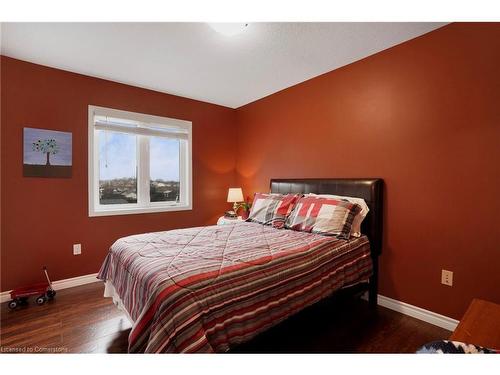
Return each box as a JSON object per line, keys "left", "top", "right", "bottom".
{"left": 366, "top": 293, "right": 459, "bottom": 331}
{"left": 1, "top": 273, "right": 99, "bottom": 303}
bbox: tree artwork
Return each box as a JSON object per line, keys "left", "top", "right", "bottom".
{"left": 32, "top": 138, "right": 59, "bottom": 166}
{"left": 24, "top": 128, "right": 72, "bottom": 178}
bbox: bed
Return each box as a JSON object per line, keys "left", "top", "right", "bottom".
{"left": 97, "top": 178, "right": 383, "bottom": 353}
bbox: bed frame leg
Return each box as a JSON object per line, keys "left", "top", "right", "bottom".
{"left": 368, "top": 257, "right": 378, "bottom": 309}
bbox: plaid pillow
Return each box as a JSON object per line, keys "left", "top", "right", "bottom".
{"left": 247, "top": 193, "right": 300, "bottom": 229}
{"left": 285, "top": 195, "right": 362, "bottom": 239}
{"left": 306, "top": 193, "right": 369, "bottom": 238}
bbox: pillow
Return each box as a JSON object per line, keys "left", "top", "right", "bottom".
{"left": 285, "top": 195, "right": 362, "bottom": 239}
{"left": 247, "top": 193, "right": 300, "bottom": 229}
{"left": 306, "top": 193, "right": 369, "bottom": 237}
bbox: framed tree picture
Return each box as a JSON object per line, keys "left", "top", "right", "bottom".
{"left": 23, "top": 127, "right": 72, "bottom": 178}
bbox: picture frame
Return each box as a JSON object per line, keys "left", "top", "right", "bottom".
{"left": 23, "top": 127, "right": 72, "bottom": 178}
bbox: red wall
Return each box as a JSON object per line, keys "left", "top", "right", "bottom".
{"left": 1, "top": 56, "right": 237, "bottom": 291}
{"left": 235, "top": 23, "right": 500, "bottom": 319}
{"left": 2, "top": 23, "right": 499, "bottom": 320}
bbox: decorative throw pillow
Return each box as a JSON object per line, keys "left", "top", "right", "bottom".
{"left": 306, "top": 193, "right": 369, "bottom": 237}
{"left": 285, "top": 195, "right": 362, "bottom": 239}
{"left": 247, "top": 193, "right": 300, "bottom": 229}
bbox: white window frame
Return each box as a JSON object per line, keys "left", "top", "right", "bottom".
{"left": 88, "top": 105, "right": 192, "bottom": 217}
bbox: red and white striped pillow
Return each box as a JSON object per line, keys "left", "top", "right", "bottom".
{"left": 284, "top": 195, "right": 362, "bottom": 239}
{"left": 247, "top": 193, "right": 300, "bottom": 229}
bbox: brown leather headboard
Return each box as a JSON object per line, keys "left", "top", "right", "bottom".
{"left": 270, "top": 178, "right": 383, "bottom": 256}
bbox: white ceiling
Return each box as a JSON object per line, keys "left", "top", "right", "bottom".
{"left": 1, "top": 22, "right": 446, "bottom": 108}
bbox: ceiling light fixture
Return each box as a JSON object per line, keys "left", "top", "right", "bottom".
{"left": 208, "top": 23, "right": 249, "bottom": 37}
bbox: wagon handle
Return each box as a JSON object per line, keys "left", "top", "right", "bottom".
{"left": 43, "top": 266, "right": 53, "bottom": 288}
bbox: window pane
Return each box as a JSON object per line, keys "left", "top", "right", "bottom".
{"left": 98, "top": 130, "right": 137, "bottom": 205}
{"left": 150, "top": 137, "right": 180, "bottom": 203}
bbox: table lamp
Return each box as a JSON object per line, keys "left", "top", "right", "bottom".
{"left": 227, "top": 188, "right": 244, "bottom": 217}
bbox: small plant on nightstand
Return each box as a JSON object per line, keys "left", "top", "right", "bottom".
{"left": 239, "top": 196, "right": 252, "bottom": 220}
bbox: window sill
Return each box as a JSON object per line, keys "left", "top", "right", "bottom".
{"left": 88, "top": 204, "right": 192, "bottom": 217}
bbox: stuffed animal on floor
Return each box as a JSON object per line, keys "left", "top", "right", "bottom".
{"left": 417, "top": 340, "right": 498, "bottom": 354}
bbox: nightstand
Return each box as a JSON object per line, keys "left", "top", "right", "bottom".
{"left": 217, "top": 216, "right": 244, "bottom": 225}
{"left": 450, "top": 298, "right": 500, "bottom": 349}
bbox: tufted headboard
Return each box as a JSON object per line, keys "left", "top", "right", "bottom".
{"left": 270, "top": 178, "right": 383, "bottom": 256}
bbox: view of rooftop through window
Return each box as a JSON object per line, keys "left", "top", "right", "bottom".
{"left": 98, "top": 130, "right": 180, "bottom": 205}
{"left": 150, "top": 136, "right": 180, "bottom": 202}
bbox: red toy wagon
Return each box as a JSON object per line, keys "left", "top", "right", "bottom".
{"left": 8, "top": 266, "right": 56, "bottom": 309}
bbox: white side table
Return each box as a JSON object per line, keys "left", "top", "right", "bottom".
{"left": 217, "top": 216, "right": 244, "bottom": 225}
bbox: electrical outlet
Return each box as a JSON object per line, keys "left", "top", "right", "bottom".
{"left": 73, "top": 243, "right": 82, "bottom": 255}
{"left": 441, "top": 269, "right": 453, "bottom": 286}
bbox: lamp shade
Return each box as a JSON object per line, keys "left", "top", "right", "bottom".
{"left": 227, "top": 188, "right": 244, "bottom": 203}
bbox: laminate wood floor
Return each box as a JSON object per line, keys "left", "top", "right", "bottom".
{"left": 0, "top": 282, "right": 450, "bottom": 353}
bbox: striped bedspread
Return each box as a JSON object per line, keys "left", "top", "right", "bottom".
{"left": 97, "top": 222, "right": 372, "bottom": 353}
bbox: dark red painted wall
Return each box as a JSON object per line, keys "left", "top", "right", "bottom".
{"left": 235, "top": 23, "right": 500, "bottom": 319}
{"left": 2, "top": 23, "right": 499, "bottom": 320}
{"left": 1, "top": 56, "right": 236, "bottom": 291}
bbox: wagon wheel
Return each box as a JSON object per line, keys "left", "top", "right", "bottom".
{"left": 8, "top": 300, "right": 18, "bottom": 309}
{"left": 46, "top": 290, "right": 56, "bottom": 300}
{"left": 36, "top": 296, "right": 46, "bottom": 305}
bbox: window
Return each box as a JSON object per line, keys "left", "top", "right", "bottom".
{"left": 88, "top": 105, "right": 192, "bottom": 216}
